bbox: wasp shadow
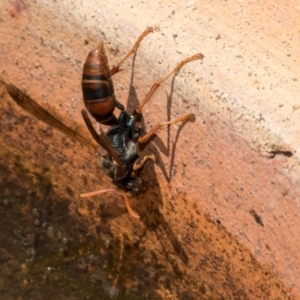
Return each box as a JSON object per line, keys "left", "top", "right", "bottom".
{"left": 125, "top": 52, "right": 193, "bottom": 183}
{"left": 122, "top": 49, "right": 190, "bottom": 266}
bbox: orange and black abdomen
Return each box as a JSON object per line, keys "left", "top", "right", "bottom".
{"left": 82, "top": 42, "right": 118, "bottom": 125}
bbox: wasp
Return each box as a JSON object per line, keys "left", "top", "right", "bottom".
{"left": 6, "top": 27, "right": 204, "bottom": 218}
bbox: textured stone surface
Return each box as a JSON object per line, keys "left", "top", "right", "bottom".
{"left": 0, "top": 0, "right": 300, "bottom": 299}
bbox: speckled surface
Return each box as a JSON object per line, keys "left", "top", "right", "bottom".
{"left": 1, "top": 0, "right": 300, "bottom": 299}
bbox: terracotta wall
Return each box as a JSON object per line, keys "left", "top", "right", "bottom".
{"left": 1, "top": 0, "right": 300, "bottom": 299}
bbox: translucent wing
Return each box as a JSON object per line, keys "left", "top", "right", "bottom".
{"left": 6, "top": 83, "right": 98, "bottom": 151}
{"left": 81, "top": 109, "right": 121, "bottom": 163}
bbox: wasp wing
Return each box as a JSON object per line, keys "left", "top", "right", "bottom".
{"left": 81, "top": 109, "right": 121, "bottom": 163}
{"left": 6, "top": 83, "right": 98, "bottom": 151}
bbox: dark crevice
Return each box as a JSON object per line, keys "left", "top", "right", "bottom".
{"left": 269, "top": 150, "right": 293, "bottom": 158}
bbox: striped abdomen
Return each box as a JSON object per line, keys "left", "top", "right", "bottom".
{"left": 82, "top": 42, "right": 118, "bottom": 125}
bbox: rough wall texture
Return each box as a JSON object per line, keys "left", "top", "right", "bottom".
{"left": 0, "top": 0, "right": 299, "bottom": 299}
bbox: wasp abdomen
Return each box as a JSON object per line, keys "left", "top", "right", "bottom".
{"left": 82, "top": 42, "right": 118, "bottom": 125}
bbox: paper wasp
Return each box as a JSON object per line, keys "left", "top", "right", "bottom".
{"left": 6, "top": 27, "right": 204, "bottom": 218}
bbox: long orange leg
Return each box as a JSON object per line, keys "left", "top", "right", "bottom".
{"left": 80, "top": 189, "right": 140, "bottom": 219}
{"left": 133, "top": 154, "right": 156, "bottom": 170}
{"left": 135, "top": 53, "right": 204, "bottom": 114}
{"left": 80, "top": 188, "right": 117, "bottom": 198}
{"left": 138, "top": 114, "right": 194, "bottom": 144}
{"left": 110, "top": 27, "right": 154, "bottom": 76}
{"left": 124, "top": 194, "right": 140, "bottom": 219}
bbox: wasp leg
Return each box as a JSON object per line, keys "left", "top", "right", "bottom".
{"left": 80, "top": 188, "right": 140, "bottom": 219}
{"left": 135, "top": 53, "right": 204, "bottom": 114}
{"left": 133, "top": 154, "right": 156, "bottom": 171}
{"left": 80, "top": 188, "right": 117, "bottom": 198}
{"left": 124, "top": 194, "right": 140, "bottom": 219}
{"left": 138, "top": 114, "right": 194, "bottom": 144}
{"left": 110, "top": 27, "right": 154, "bottom": 76}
